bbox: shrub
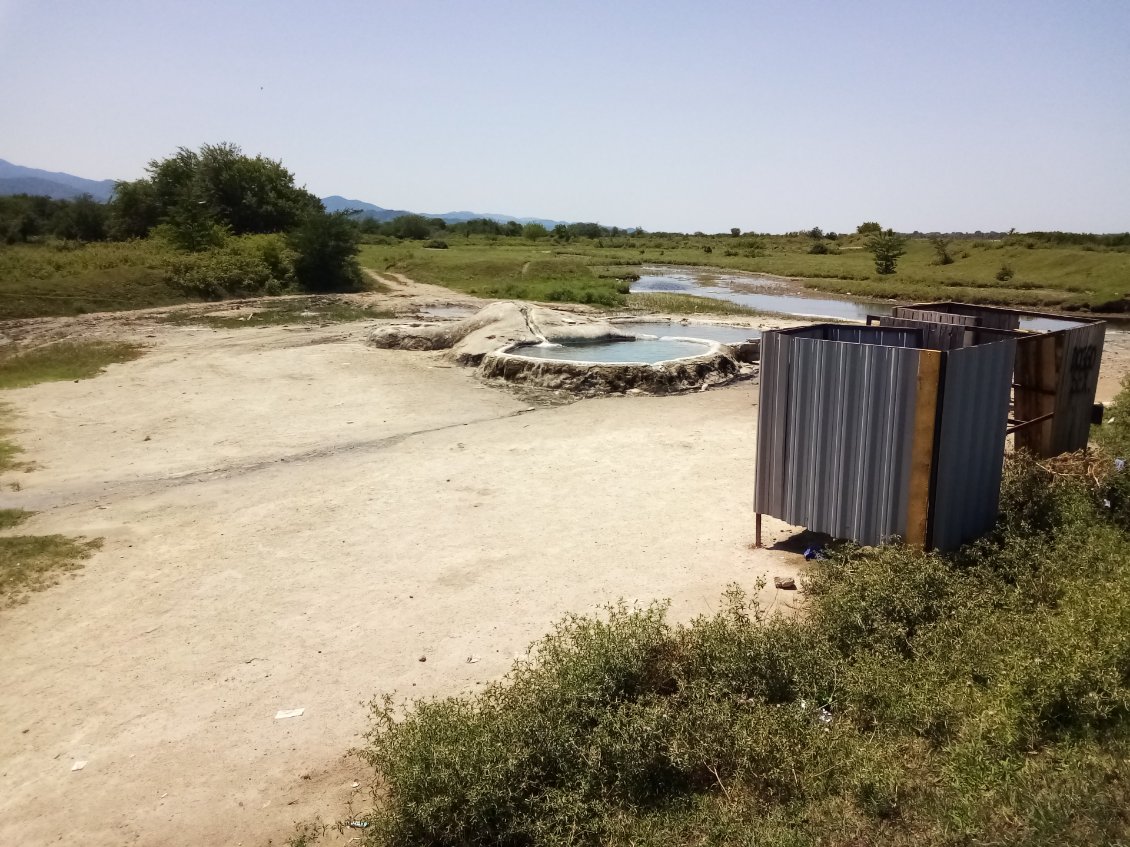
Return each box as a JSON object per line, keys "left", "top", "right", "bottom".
{"left": 866, "top": 229, "right": 907, "bottom": 274}
{"left": 163, "top": 234, "right": 294, "bottom": 298}
{"left": 996, "top": 264, "right": 1015, "bottom": 282}
{"left": 289, "top": 211, "right": 362, "bottom": 292}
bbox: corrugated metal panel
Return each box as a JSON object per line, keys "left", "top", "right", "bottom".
{"left": 902, "top": 303, "right": 1020, "bottom": 331}
{"left": 893, "top": 307, "right": 978, "bottom": 328}
{"left": 754, "top": 331, "right": 788, "bottom": 517}
{"left": 930, "top": 340, "right": 1016, "bottom": 550}
{"left": 786, "top": 325, "right": 921, "bottom": 348}
{"left": 880, "top": 316, "right": 967, "bottom": 350}
{"left": 754, "top": 330, "right": 920, "bottom": 545}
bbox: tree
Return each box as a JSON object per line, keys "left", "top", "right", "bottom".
{"left": 53, "top": 194, "right": 109, "bottom": 242}
{"left": 109, "top": 179, "right": 159, "bottom": 239}
{"left": 866, "top": 229, "right": 907, "bottom": 274}
{"left": 142, "top": 142, "right": 321, "bottom": 239}
{"left": 730, "top": 227, "right": 741, "bottom": 237}
{"left": 289, "top": 211, "right": 362, "bottom": 292}
{"left": 388, "top": 214, "right": 432, "bottom": 240}
{"left": 522, "top": 222, "right": 548, "bottom": 240}
{"left": 807, "top": 226, "right": 823, "bottom": 239}
{"left": 929, "top": 236, "right": 954, "bottom": 265}
{"left": 857, "top": 221, "right": 882, "bottom": 235}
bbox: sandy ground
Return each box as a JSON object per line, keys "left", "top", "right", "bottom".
{"left": 0, "top": 284, "right": 805, "bottom": 847}
{"left": 1, "top": 277, "right": 1128, "bottom": 847}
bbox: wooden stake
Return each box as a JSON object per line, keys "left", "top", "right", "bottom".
{"left": 906, "top": 350, "right": 941, "bottom": 548}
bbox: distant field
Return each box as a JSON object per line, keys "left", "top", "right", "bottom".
{"left": 0, "top": 232, "right": 1127, "bottom": 322}
{"left": 360, "top": 234, "right": 1130, "bottom": 313}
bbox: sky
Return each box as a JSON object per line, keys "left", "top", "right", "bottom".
{"left": 1, "top": 0, "right": 1128, "bottom": 233}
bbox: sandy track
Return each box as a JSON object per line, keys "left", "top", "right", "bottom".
{"left": 0, "top": 315, "right": 800, "bottom": 846}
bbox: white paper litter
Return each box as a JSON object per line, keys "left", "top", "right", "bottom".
{"left": 275, "top": 708, "right": 305, "bottom": 720}
{"left": 71, "top": 760, "right": 87, "bottom": 771}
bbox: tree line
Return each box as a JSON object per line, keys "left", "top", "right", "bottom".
{"left": 354, "top": 214, "right": 637, "bottom": 243}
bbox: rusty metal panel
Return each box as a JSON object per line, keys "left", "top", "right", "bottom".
{"left": 1051, "top": 322, "right": 1106, "bottom": 453}
{"left": 1014, "top": 334, "right": 1059, "bottom": 456}
{"left": 754, "top": 330, "right": 920, "bottom": 545}
{"left": 930, "top": 340, "right": 1016, "bottom": 550}
{"left": 880, "top": 316, "right": 968, "bottom": 350}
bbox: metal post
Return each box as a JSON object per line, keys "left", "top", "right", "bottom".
{"left": 755, "top": 513, "right": 762, "bottom": 548}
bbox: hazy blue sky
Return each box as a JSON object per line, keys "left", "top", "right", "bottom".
{"left": 2, "top": 1, "right": 1127, "bottom": 233}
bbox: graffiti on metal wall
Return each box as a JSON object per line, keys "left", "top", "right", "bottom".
{"left": 1069, "top": 344, "right": 1098, "bottom": 394}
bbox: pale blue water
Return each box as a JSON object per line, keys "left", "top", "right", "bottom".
{"left": 510, "top": 338, "right": 712, "bottom": 364}
{"left": 628, "top": 266, "right": 1128, "bottom": 332}
{"left": 618, "top": 321, "right": 761, "bottom": 343}
{"left": 630, "top": 267, "right": 892, "bottom": 321}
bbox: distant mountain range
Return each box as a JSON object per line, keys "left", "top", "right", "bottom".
{"left": 320, "top": 195, "right": 567, "bottom": 228}
{"left": 0, "top": 159, "right": 116, "bottom": 201}
{"left": 0, "top": 158, "right": 568, "bottom": 227}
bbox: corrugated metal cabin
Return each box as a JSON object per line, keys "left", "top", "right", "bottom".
{"left": 754, "top": 324, "right": 1016, "bottom": 551}
{"left": 887, "top": 303, "right": 1105, "bottom": 457}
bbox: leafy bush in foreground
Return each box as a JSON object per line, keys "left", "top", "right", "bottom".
{"left": 347, "top": 388, "right": 1130, "bottom": 846}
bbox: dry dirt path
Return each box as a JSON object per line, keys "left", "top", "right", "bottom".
{"left": 0, "top": 315, "right": 800, "bottom": 847}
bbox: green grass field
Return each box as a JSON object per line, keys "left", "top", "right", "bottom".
{"left": 359, "top": 234, "right": 1130, "bottom": 314}
{"left": 0, "top": 232, "right": 1126, "bottom": 323}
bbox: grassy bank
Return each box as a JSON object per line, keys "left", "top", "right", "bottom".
{"left": 359, "top": 234, "right": 1130, "bottom": 314}
{"left": 0, "top": 240, "right": 186, "bottom": 319}
{"left": 0, "top": 508, "right": 101, "bottom": 606}
{"left": 0, "top": 235, "right": 381, "bottom": 320}
{"left": 0, "top": 341, "right": 143, "bottom": 389}
{"left": 163, "top": 296, "right": 395, "bottom": 329}
{"left": 335, "top": 383, "right": 1130, "bottom": 845}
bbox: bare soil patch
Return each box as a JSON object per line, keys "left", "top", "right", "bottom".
{"left": 0, "top": 285, "right": 802, "bottom": 846}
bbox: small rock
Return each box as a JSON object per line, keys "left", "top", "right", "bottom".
{"left": 773, "top": 576, "right": 797, "bottom": 590}
{"left": 418, "top": 656, "right": 426, "bottom": 662}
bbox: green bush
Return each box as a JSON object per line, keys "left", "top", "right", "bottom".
{"left": 164, "top": 234, "right": 293, "bottom": 299}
